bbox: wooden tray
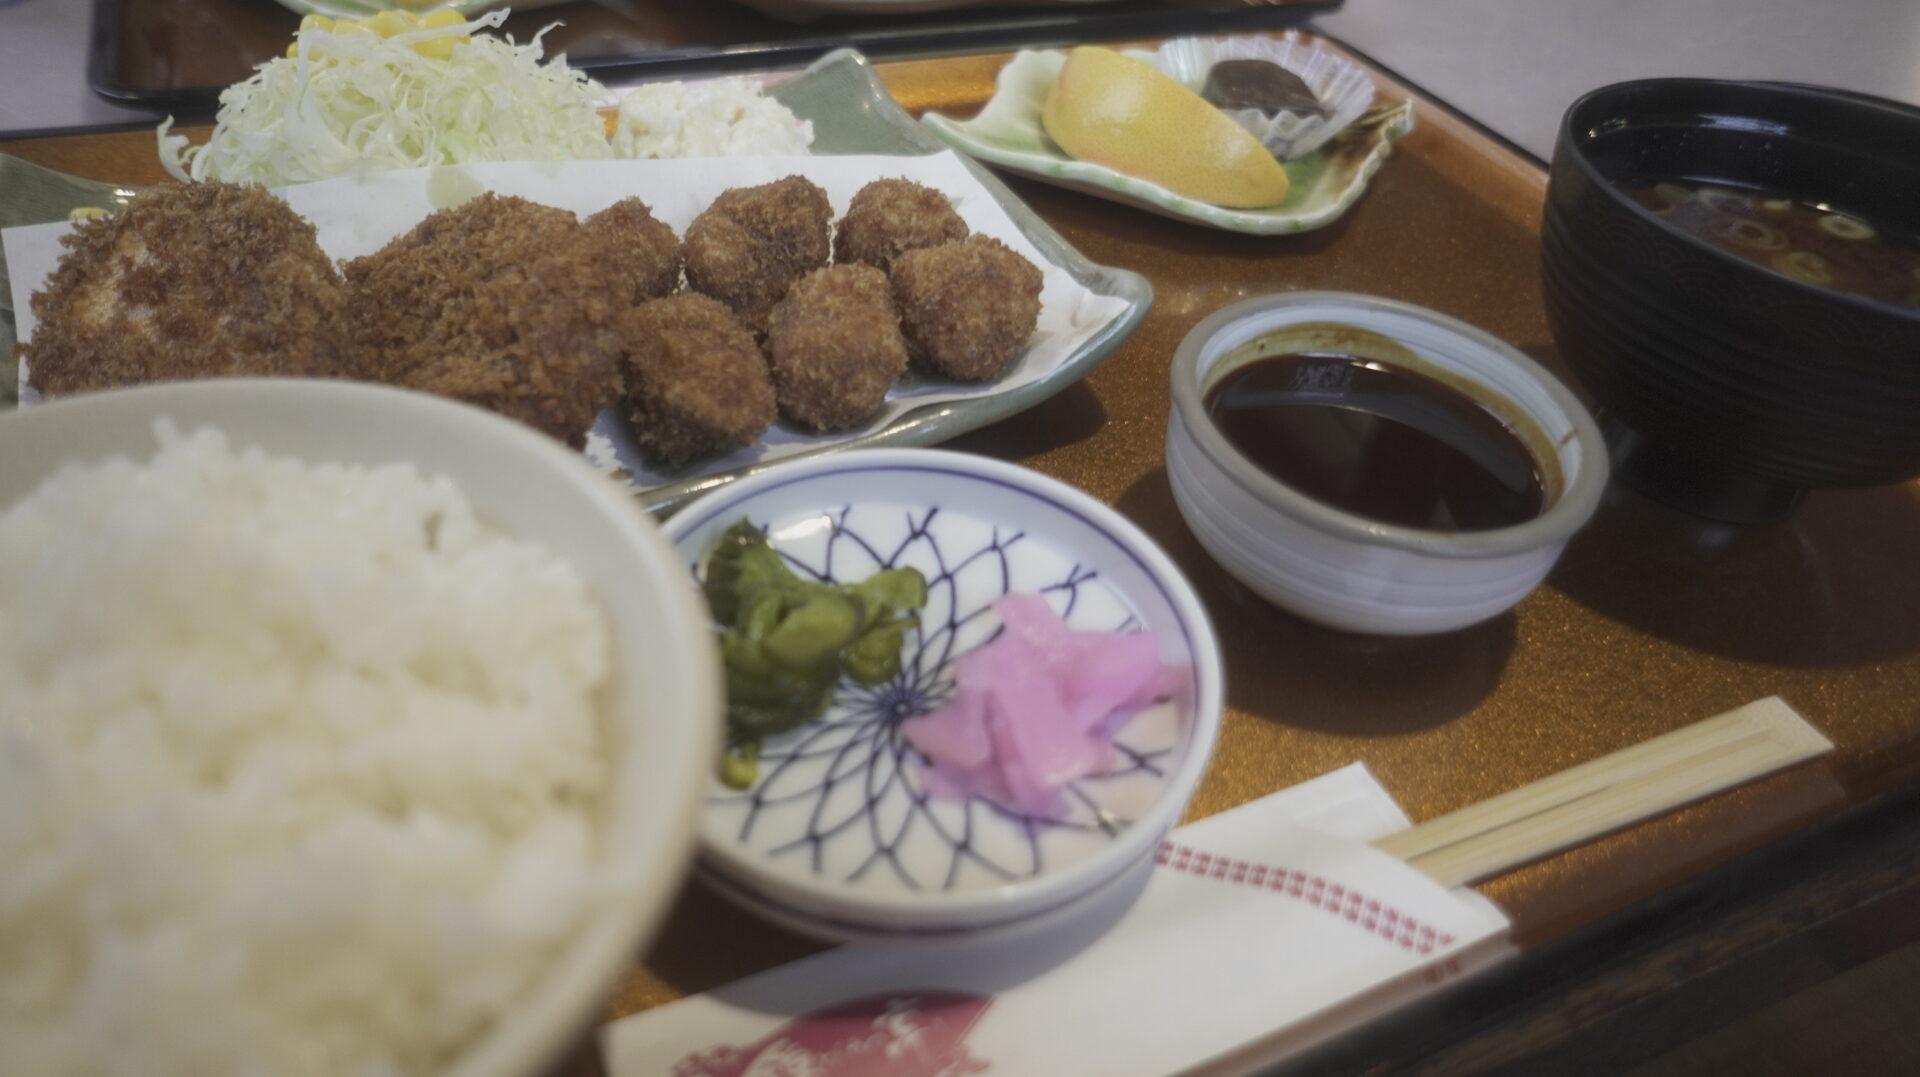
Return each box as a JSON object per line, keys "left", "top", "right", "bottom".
{"left": 601, "top": 41, "right": 1920, "bottom": 1020}
{"left": 5, "top": 31, "right": 1919, "bottom": 1071}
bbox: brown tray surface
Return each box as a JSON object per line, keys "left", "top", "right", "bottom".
{"left": 7, "top": 33, "right": 1920, "bottom": 1054}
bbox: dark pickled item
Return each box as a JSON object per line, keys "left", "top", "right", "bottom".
{"left": 1204, "top": 352, "right": 1546, "bottom": 531}
{"left": 1623, "top": 180, "right": 1920, "bottom": 308}
{"left": 1201, "top": 59, "right": 1326, "bottom": 118}
{"left": 702, "top": 519, "right": 928, "bottom": 786}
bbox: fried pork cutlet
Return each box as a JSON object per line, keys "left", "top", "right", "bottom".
{"left": 890, "top": 235, "right": 1044, "bottom": 382}
{"left": 23, "top": 182, "right": 349, "bottom": 397}
{"left": 832, "top": 178, "right": 968, "bottom": 273}
{"left": 587, "top": 198, "right": 682, "bottom": 304}
{"left": 764, "top": 265, "right": 907, "bottom": 432}
{"left": 683, "top": 176, "right": 831, "bottom": 331}
{"left": 344, "top": 194, "right": 620, "bottom": 447}
{"left": 617, "top": 294, "right": 774, "bottom": 465}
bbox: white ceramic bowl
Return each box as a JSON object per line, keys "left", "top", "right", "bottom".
{"left": 1166, "top": 293, "right": 1608, "bottom": 635}
{"left": 662, "top": 448, "right": 1224, "bottom": 941}
{"left": 0, "top": 379, "right": 722, "bottom": 1077}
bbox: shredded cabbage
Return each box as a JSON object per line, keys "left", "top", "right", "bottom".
{"left": 159, "top": 11, "right": 614, "bottom": 186}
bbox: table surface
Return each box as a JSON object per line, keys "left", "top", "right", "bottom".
{"left": 5, "top": 10, "right": 1920, "bottom": 1073}
{"left": 1313, "top": 0, "right": 1920, "bottom": 160}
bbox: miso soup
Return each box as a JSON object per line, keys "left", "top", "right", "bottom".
{"left": 1623, "top": 180, "right": 1920, "bottom": 308}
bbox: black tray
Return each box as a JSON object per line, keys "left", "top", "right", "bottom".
{"left": 89, "top": 0, "right": 1339, "bottom": 116}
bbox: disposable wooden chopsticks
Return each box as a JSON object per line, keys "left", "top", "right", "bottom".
{"left": 1372, "top": 697, "right": 1833, "bottom": 888}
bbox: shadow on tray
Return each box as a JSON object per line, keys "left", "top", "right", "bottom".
{"left": 1552, "top": 481, "right": 1920, "bottom": 668}
{"left": 1116, "top": 466, "right": 1516, "bottom": 738}
{"left": 946, "top": 377, "right": 1106, "bottom": 460}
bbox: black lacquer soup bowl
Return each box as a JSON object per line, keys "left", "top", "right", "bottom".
{"left": 1542, "top": 78, "right": 1920, "bottom": 523}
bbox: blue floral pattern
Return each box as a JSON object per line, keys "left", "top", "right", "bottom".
{"left": 706, "top": 505, "right": 1183, "bottom": 894}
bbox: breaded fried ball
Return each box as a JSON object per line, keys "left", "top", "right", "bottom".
{"left": 617, "top": 294, "right": 774, "bottom": 465}
{"left": 683, "top": 176, "right": 831, "bottom": 330}
{"left": 765, "top": 265, "right": 908, "bottom": 431}
{"left": 344, "top": 194, "right": 620, "bottom": 447}
{"left": 891, "top": 235, "right": 1044, "bottom": 382}
{"left": 587, "top": 198, "right": 682, "bottom": 303}
{"left": 832, "top": 178, "right": 969, "bottom": 273}
{"left": 23, "top": 182, "right": 349, "bottom": 397}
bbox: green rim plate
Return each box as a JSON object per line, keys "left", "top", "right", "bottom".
{"left": 921, "top": 48, "right": 1416, "bottom": 236}
{"left": 0, "top": 48, "right": 1152, "bottom": 512}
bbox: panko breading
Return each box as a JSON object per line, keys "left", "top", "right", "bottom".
{"left": 891, "top": 235, "right": 1044, "bottom": 382}
{"left": 344, "top": 194, "right": 620, "bottom": 447}
{"left": 683, "top": 176, "right": 831, "bottom": 330}
{"left": 832, "top": 178, "right": 968, "bottom": 273}
{"left": 587, "top": 198, "right": 682, "bottom": 304}
{"left": 617, "top": 294, "right": 774, "bottom": 465}
{"left": 765, "top": 265, "right": 907, "bottom": 431}
{"left": 22, "top": 182, "right": 349, "bottom": 397}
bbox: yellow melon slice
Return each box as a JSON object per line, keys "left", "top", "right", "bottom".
{"left": 1041, "top": 46, "right": 1291, "bottom": 210}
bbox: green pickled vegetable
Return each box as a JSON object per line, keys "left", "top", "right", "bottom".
{"left": 846, "top": 568, "right": 929, "bottom": 627}
{"left": 845, "top": 617, "right": 913, "bottom": 685}
{"left": 720, "top": 742, "right": 761, "bottom": 790}
{"left": 762, "top": 592, "right": 862, "bottom": 669}
{"left": 702, "top": 519, "right": 928, "bottom": 785}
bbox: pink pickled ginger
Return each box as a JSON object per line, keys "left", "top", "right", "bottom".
{"left": 902, "top": 594, "right": 1183, "bottom": 815}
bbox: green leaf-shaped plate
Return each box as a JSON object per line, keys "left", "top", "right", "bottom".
{"left": 922, "top": 49, "right": 1416, "bottom": 235}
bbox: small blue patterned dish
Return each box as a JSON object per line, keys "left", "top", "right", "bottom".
{"left": 663, "top": 448, "right": 1223, "bottom": 942}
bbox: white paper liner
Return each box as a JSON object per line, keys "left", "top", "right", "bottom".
{"left": 600, "top": 763, "right": 1514, "bottom": 1077}
{"left": 1150, "top": 33, "right": 1376, "bottom": 161}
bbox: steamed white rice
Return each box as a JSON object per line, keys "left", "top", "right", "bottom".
{"left": 0, "top": 424, "right": 614, "bottom": 1076}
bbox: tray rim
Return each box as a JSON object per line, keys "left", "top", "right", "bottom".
{"left": 82, "top": 0, "right": 1341, "bottom": 117}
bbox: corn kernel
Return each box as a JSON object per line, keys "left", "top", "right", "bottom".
{"left": 413, "top": 37, "right": 458, "bottom": 60}
{"left": 369, "top": 11, "right": 411, "bottom": 37}
{"left": 68, "top": 207, "right": 109, "bottom": 222}
{"left": 298, "top": 14, "right": 334, "bottom": 32}
{"left": 421, "top": 9, "right": 465, "bottom": 29}
{"left": 332, "top": 20, "right": 373, "bottom": 36}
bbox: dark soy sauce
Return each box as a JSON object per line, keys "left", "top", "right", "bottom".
{"left": 1204, "top": 352, "right": 1547, "bottom": 532}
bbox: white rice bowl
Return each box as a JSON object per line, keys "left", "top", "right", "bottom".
{"left": 0, "top": 381, "right": 720, "bottom": 1077}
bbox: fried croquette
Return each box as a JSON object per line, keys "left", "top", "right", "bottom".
{"left": 890, "top": 235, "right": 1044, "bottom": 382}
{"left": 23, "top": 182, "right": 349, "bottom": 397}
{"left": 587, "top": 198, "right": 682, "bottom": 303}
{"left": 344, "top": 193, "right": 620, "bottom": 447}
{"left": 832, "top": 178, "right": 969, "bottom": 273}
{"left": 617, "top": 294, "right": 774, "bottom": 465}
{"left": 764, "top": 265, "right": 908, "bottom": 431}
{"left": 683, "top": 176, "right": 831, "bottom": 330}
